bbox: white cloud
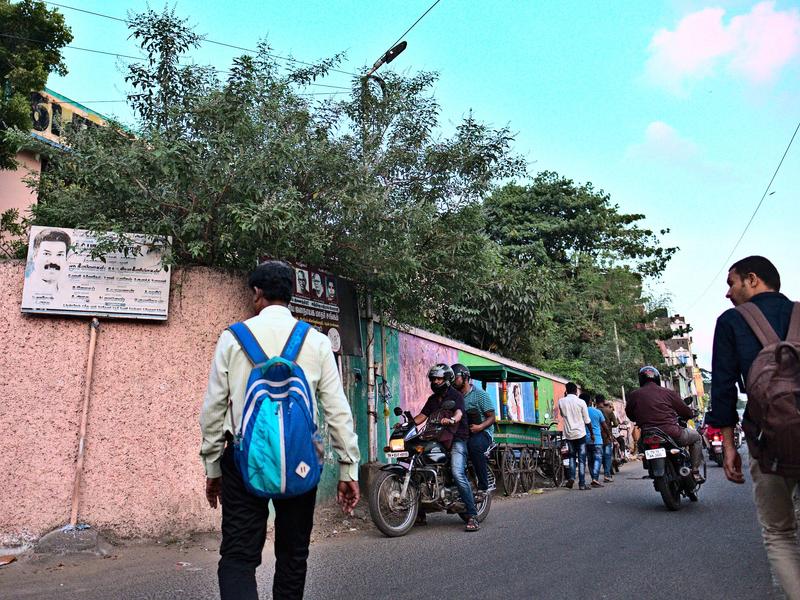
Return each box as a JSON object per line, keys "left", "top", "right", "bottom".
{"left": 646, "top": 1, "right": 800, "bottom": 93}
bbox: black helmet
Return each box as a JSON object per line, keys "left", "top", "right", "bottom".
{"left": 451, "top": 363, "right": 470, "bottom": 380}
{"left": 638, "top": 366, "right": 661, "bottom": 387}
{"left": 428, "top": 363, "right": 454, "bottom": 383}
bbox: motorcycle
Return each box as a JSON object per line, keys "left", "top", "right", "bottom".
{"left": 702, "top": 425, "right": 724, "bottom": 466}
{"left": 639, "top": 405, "right": 705, "bottom": 511}
{"left": 368, "top": 402, "right": 491, "bottom": 537}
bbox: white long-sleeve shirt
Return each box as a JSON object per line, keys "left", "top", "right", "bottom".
{"left": 555, "top": 394, "right": 591, "bottom": 441}
{"left": 200, "top": 305, "right": 360, "bottom": 481}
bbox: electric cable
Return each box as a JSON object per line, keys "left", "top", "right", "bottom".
{"left": 688, "top": 118, "right": 800, "bottom": 309}
{"left": 44, "top": 1, "right": 358, "bottom": 77}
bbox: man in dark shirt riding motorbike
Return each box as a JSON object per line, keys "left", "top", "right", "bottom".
{"left": 625, "top": 366, "right": 704, "bottom": 483}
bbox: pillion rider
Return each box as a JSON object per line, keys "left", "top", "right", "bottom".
{"left": 413, "top": 363, "right": 481, "bottom": 532}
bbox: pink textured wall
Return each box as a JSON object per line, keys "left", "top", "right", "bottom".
{"left": 397, "top": 333, "right": 458, "bottom": 415}
{"left": 0, "top": 151, "right": 40, "bottom": 216}
{"left": 0, "top": 261, "right": 253, "bottom": 545}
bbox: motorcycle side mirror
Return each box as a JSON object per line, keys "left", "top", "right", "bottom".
{"left": 393, "top": 406, "right": 403, "bottom": 416}
{"left": 441, "top": 400, "right": 456, "bottom": 411}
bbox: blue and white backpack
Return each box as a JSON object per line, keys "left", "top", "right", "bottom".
{"left": 227, "top": 320, "right": 323, "bottom": 499}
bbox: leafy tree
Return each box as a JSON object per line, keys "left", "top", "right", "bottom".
{"left": 20, "top": 7, "right": 524, "bottom": 326}
{"left": 484, "top": 172, "right": 676, "bottom": 276}
{"left": 0, "top": 0, "right": 72, "bottom": 168}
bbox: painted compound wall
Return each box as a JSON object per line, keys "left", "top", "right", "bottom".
{"left": 0, "top": 262, "right": 350, "bottom": 546}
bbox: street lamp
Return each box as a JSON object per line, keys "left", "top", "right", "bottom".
{"left": 365, "top": 41, "right": 407, "bottom": 78}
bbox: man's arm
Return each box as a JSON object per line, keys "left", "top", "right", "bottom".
{"left": 471, "top": 410, "right": 496, "bottom": 434}
{"left": 708, "top": 315, "right": 741, "bottom": 428}
{"left": 670, "top": 391, "right": 693, "bottom": 419}
{"left": 199, "top": 331, "right": 233, "bottom": 508}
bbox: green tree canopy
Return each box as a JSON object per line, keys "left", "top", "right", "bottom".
{"left": 0, "top": 0, "right": 72, "bottom": 168}
{"left": 22, "top": 7, "right": 524, "bottom": 326}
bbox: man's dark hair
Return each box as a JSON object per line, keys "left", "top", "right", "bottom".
{"left": 595, "top": 394, "right": 605, "bottom": 403}
{"left": 579, "top": 392, "right": 592, "bottom": 404}
{"left": 32, "top": 228, "right": 71, "bottom": 252}
{"left": 248, "top": 261, "right": 294, "bottom": 303}
{"left": 730, "top": 256, "right": 780, "bottom": 291}
{"left": 566, "top": 382, "right": 578, "bottom": 395}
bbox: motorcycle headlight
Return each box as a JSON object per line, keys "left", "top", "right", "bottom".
{"left": 389, "top": 438, "right": 405, "bottom": 451}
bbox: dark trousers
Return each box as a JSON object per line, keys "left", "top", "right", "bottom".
{"left": 219, "top": 444, "right": 317, "bottom": 600}
{"left": 467, "top": 430, "right": 493, "bottom": 491}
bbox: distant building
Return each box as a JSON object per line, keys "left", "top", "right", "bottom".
{"left": 0, "top": 88, "right": 107, "bottom": 216}
{"left": 653, "top": 314, "right": 706, "bottom": 407}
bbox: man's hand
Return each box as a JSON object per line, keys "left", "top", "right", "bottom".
{"left": 722, "top": 426, "right": 745, "bottom": 484}
{"left": 337, "top": 480, "right": 360, "bottom": 515}
{"left": 469, "top": 423, "right": 482, "bottom": 433}
{"left": 206, "top": 477, "right": 222, "bottom": 509}
{"left": 440, "top": 417, "right": 453, "bottom": 425}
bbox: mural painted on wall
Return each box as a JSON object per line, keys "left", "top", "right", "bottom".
{"left": 397, "top": 333, "right": 458, "bottom": 415}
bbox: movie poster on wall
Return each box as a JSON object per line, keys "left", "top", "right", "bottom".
{"left": 21, "top": 226, "right": 172, "bottom": 320}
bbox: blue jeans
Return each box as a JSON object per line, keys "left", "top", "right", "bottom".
{"left": 451, "top": 439, "right": 477, "bottom": 517}
{"left": 586, "top": 444, "right": 602, "bottom": 482}
{"left": 566, "top": 437, "right": 587, "bottom": 487}
{"left": 467, "top": 431, "right": 492, "bottom": 491}
{"left": 602, "top": 443, "right": 613, "bottom": 477}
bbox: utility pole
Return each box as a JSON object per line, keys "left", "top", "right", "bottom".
{"left": 613, "top": 321, "right": 626, "bottom": 403}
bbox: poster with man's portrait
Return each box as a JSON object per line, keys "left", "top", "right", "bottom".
{"left": 21, "top": 226, "right": 172, "bottom": 320}
{"left": 295, "top": 269, "right": 310, "bottom": 295}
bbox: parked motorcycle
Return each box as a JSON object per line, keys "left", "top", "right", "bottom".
{"left": 639, "top": 404, "right": 705, "bottom": 511}
{"left": 368, "top": 403, "right": 491, "bottom": 537}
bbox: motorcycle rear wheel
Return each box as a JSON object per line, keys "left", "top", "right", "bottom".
{"left": 655, "top": 464, "right": 682, "bottom": 511}
{"left": 368, "top": 470, "right": 419, "bottom": 537}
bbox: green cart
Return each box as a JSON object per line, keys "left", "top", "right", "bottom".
{"left": 491, "top": 420, "right": 565, "bottom": 495}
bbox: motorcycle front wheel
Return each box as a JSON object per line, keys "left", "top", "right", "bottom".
{"left": 368, "top": 470, "right": 419, "bottom": 537}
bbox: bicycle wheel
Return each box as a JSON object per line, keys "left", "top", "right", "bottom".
{"left": 550, "top": 449, "right": 565, "bottom": 487}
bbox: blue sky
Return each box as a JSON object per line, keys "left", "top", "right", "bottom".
{"left": 44, "top": 0, "right": 800, "bottom": 367}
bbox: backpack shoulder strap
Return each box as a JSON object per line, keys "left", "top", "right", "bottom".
{"left": 786, "top": 302, "right": 800, "bottom": 343}
{"left": 735, "top": 303, "right": 781, "bottom": 347}
{"left": 280, "top": 321, "right": 312, "bottom": 362}
{"left": 227, "top": 322, "right": 269, "bottom": 365}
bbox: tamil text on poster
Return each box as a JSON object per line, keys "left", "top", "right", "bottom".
{"left": 21, "top": 226, "right": 171, "bottom": 320}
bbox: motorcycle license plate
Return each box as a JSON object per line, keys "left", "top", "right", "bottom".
{"left": 385, "top": 451, "right": 409, "bottom": 459}
{"left": 645, "top": 448, "right": 667, "bottom": 460}
{"left": 712, "top": 441, "right": 722, "bottom": 447}
{"left": 562, "top": 458, "right": 571, "bottom": 466}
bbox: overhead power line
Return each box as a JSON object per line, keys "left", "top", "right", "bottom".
{"left": 688, "top": 118, "right": 800, "bottom": 309}
{"left": 0, "top": 32, "right": 351, "bottom": 91}
{"left": 44, "top": 1, "right": 358, "bottom": 77}
{"left": 383, "top": 0, "right": 442, "bottom": 57}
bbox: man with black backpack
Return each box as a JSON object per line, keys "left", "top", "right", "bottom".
{"left": 200, "top": 261, "right": 361, "bottom": 600}
{"left": 707, "top": 256, "right": 800, "bottom": 599}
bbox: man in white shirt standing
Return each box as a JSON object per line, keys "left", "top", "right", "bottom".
{"left": 555, "top": 382, "right": 592, "bottom": 491}
{"left": 200, "top": 261, "right": 361, "bottom": 600}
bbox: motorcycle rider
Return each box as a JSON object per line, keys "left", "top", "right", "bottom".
{"left": 625, "top": 366, "right": 705, "bottom": 482}
{"left": 413, "top": 363, "right": 480, "bottom": 532}
{"left": 451, "top": 363, "right": 496, "bottom": 498}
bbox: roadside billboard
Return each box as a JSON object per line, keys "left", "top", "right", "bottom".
{"left": 21, "top": 226, "right": 171, "bottom": 320}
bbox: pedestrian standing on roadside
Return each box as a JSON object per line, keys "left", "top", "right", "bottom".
{"left": 582, "top": 393, "right": 606, "bottom": 488}
{"left": 554, "top": 382, "right": 591, "bottom": 490}
{"left": 200, "top": 261, "right": 361, "bottom": 600}
{"left": 705, "top": 256, "right": 800, "bottom": 600}
{"left": 597, "top": 394, "right": 618, "bottom": 482}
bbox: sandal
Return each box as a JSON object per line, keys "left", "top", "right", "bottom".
{"left": 464, "top": 517, "right": 480, "bottom": 532}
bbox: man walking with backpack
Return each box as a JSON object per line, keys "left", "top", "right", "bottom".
{"left": 200, "top": 261, "right": 361, "bottom": 600}
{"left": 707, "top": 256, "right": 800, "bottom": 599}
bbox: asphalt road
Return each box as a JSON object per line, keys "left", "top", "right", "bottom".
{"left": 2, "top": 453, "right": 784, "bottom": 600}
